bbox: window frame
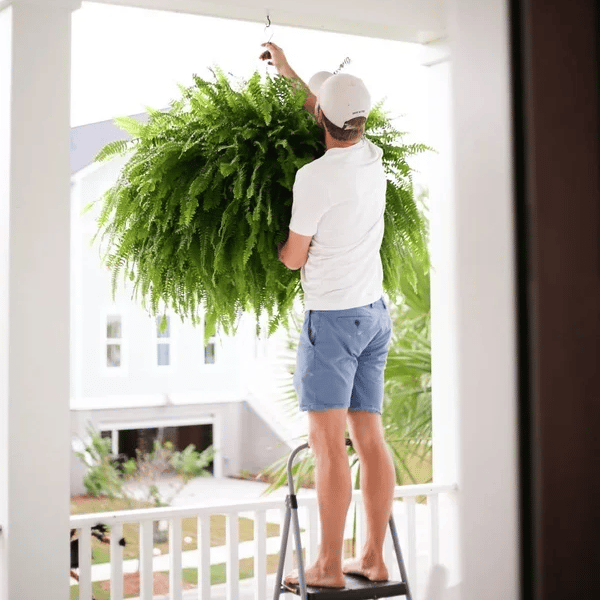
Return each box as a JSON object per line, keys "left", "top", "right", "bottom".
{"left": 153, "top": 313, "right": 176, "bottom": 372}
{"left": 102, "top": 309, "right": 127, "bottom": 376}
{"left": 203, "top": 317, "right": 218, "bottom": 367}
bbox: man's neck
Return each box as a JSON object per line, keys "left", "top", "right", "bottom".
{"left": 324, "top": 130, "right": 361, "bottom": 150}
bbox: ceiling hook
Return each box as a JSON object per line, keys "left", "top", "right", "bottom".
{"left": 264, "top": 13, "right": 274, "bottom": 43}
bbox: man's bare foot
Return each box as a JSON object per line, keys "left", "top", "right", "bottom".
{"left": 342, "top": 556, "right": 389, "bottom": 582}
{"left": 284, "top": 563, "right": 346, "bottom": 588}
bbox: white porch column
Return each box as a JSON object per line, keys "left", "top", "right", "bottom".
{"left": 449, "top": 1, "right": 519, "bottom": 599}
{"left": 0, "top": 1, "right": 81, "bottom": 599}
{"left": 421, "top": 38, "right": 461, "bottom": 597}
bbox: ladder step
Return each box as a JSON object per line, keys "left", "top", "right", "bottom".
{"left": 281, "top": 574, "right": 408, "bottom": 600}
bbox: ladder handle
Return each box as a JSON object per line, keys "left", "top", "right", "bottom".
{"left": 286, "top": 439, "right": 353, "bottom": 495}
{"left": 286, "top": 443, "right": 308, "bottom": 496}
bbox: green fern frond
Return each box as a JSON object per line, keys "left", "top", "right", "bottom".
{"left": 95, "top": 139, "right": 132, "bottom": 162}
{"left": 90, "top": 70, "right": 430, "bottom": 338}
{"left": 113, "top": 115, "right": 146, "bottom": 137}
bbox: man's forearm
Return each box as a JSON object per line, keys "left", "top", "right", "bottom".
{"left": 277, "top": 62, "right": 301, "bottom": 82}
{"left": 278, "top": 66, "right": 316, "bottom": 112}
{"left": 263, "top": 45, "right": 316, "bottom": 113}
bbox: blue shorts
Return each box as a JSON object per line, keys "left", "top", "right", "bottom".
{"left": 293, "top": 297, "right": 392, "bottom": 413}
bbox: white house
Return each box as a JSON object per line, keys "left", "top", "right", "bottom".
{"left": 69, "top": 112, "right": 299, "bottom": 490}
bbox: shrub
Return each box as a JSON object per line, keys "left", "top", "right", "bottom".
{"left": 73, "top": 424, "right": 127, "bottom": 499}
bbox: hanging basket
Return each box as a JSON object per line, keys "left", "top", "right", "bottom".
{"left": 88, "top": 69, "right": 429, "bottom": 339}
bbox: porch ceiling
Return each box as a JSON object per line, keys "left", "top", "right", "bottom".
{"left": 91, "top": 0, "right": 446, "bottom": 43}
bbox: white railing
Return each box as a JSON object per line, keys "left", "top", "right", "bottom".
{"left": 70, "top": 483, "right": 456, "bottom": 600}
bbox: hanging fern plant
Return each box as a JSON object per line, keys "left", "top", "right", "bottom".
{"left": 88, "top": 68, "right": 429, "bottom": 338}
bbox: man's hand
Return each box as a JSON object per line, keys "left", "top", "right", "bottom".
{"left": 259, "top": 42, "right": 317, "bottom": 113}
{"left": 259, "top": 42, "right": 296, "bottom": 79}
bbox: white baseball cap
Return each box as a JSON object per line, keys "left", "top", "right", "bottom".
{"left": 308, "top": 71, "right": 371, "bottom": 129}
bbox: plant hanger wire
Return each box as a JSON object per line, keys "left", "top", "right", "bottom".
{"left": 264, "top": 13, "right": 274, "bottom": 44}
{"left": 261, "top": 12, "right": 275, "bottom": 74}
{"left": 333, "top": 56, "right": 352, "bottom": 74}
{"left": 262, "top": 12, "right": 350, "bottom": 79}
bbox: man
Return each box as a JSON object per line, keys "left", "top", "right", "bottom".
{"left": 260, "top": 43, "right": 395, "bottom": 589}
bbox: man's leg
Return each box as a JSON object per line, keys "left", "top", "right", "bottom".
{"left": 343, "top": 411, "right": 395, "bottom": 581}
{"left": 285, "top": 407, "right": 350, "bottom": 588}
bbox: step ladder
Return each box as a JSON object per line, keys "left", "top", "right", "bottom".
{"left": 273, "top": 439, "right": 413, "bottom": 600}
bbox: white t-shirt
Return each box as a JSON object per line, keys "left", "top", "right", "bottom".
{"left": 289, "top": 138, "right": 387, "bottom": 310}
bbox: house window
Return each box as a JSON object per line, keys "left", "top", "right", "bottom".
{"left": 204, "top": 341, "right": 216, "bottom": 364}
{"left": 204, "top": 320, "right": 216, "bottom": 365}
{"left": 106, "top": 315, "right": 122, "bottom": 368}
{"left": 156, "top": 315, "right": 171, "bottom": 367}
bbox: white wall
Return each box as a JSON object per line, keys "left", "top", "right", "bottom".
{"left": 0, "top": 7, "right": 11, "bottom": 596}
{"left": 417, "top": 3, "right": 520, "bottom": 598}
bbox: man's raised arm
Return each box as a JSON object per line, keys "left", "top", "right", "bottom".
{"left": 259, "top": 42, "right": 317, "bottom": 114}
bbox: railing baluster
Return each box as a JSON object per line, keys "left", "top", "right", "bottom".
{"left": 280, "top": 507, "right": 293, "bottom": 574}
{"left": 383, "top": 522, "right": 396, "bottom": 579}
{"left": 198, "top": 514, "right": 211, "bottom": 600}
{"left": 139, "top": 520, "right": 154, "bottom": 600}
{"left": 170, "top": 516, "right": 182, "bottom": 599}
{"left": 406, "top": 497, "right": 418, "bottom": 593}
{"left": 355, "top": 498, "right": 365, "bottom": 559}
{"left": 307, "top": 499, "right": 319, "bottom": 565}
{"left": 226, "top": 512, "right": 239, "bottom": 600}
{"left": 78, "top": 525, "right": 92, "bottom": 600}
{"left": 429, "top": 494, "right": 440, "bottom": 567}
{"left": 110, "top": 522, "right": 124, "bottom": 600}
{"left": 254, "top": 510, "right": 267, "bottom": 600}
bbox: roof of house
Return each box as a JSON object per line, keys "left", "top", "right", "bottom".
{"left": 70, "top": 111, "right": 152, "bottom": 175}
